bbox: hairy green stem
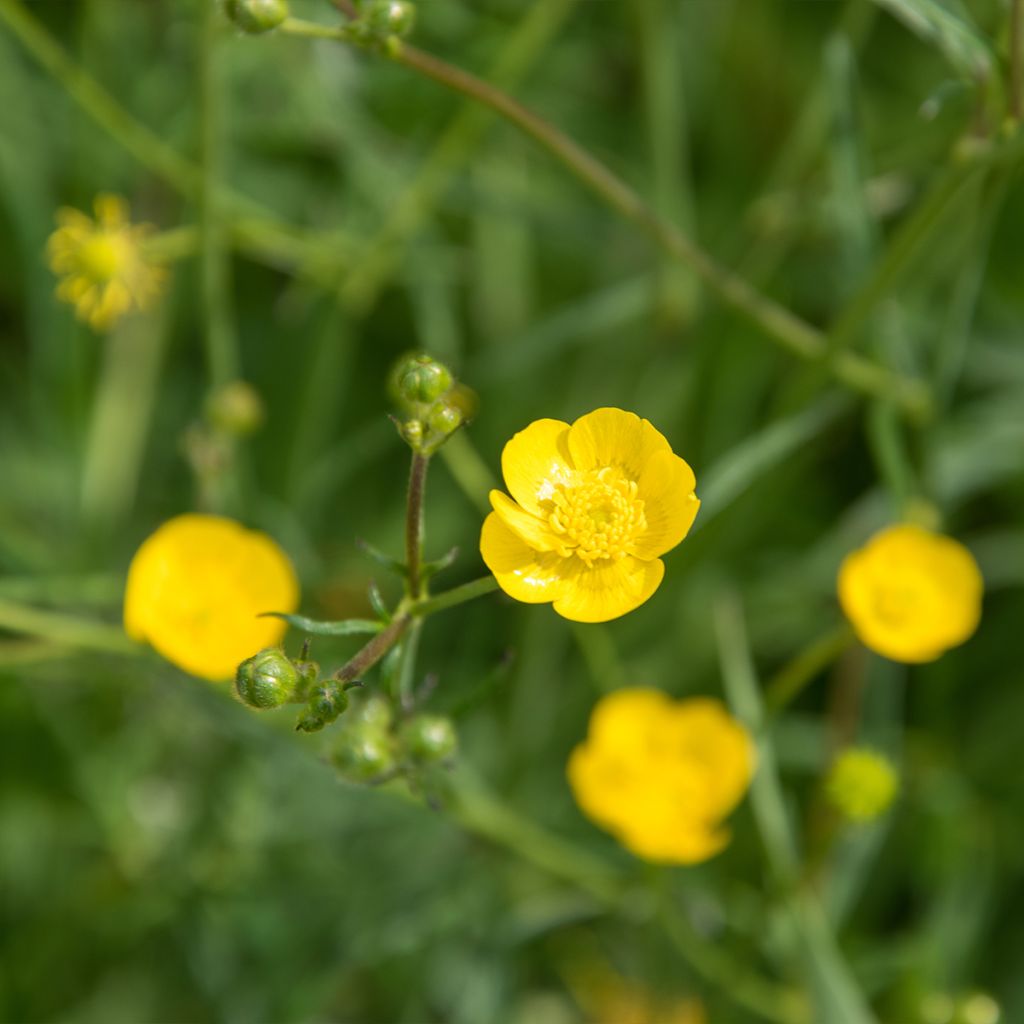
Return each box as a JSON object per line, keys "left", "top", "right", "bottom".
{"left": 405, "top": 452, "right": 429, "bottom": 599}
{"left": 410, "top": 575, "right": 499, "bottom": 618}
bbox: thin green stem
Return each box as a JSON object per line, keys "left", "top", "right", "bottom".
{"left": 199, "top": 0, "right": 238, "bottom": 389}
{"left": 765, "top": 624, "right": 856, "bottom": 715}
{"left": 405, "top": 452, "right": 429, "bottom": 599}
{"left": 1012, "top": 0, "right": 1023, "bottom": 122}
{"left": 309, "top": 1, "right": 927, "bottom": 415}
{"left": 410, "top": 575, "right": 499, "bottom": 618}
{"left": 714, "top": 590, "right": 877, "bottom": 1024}
{"left": 0, "top": 599, "right": 139, "bottom": 656}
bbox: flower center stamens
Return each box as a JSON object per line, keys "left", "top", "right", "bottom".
{"left": 546, "top": 467, "right": 647, "bottom": 564}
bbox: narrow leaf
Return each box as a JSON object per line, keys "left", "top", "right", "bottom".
{"left": 262, "top": 612, "right": 383, "bottom": 637}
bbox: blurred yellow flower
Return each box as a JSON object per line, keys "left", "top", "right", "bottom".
{"left": 838, "top": 524, "right": 982, "bottom": 663}
{"left": 480, "top": 408, "right": 699, "bottom": 623}
{"left": 568, "top": 688, "right": 753, "bottom": 864}
{"left": 46, "top": 194, "right": 164, "bottom": 330}
{"left": 572, "top": 972, "right": 706, "bottom": 1024}
{"left": 124, "top": 514, "right": 299, "bottom": 681}
{"left": 825, "top": 747, "right": 898, "bottom": 822}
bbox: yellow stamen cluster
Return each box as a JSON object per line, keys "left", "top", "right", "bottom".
{"left": 547, "top": 468, "right": 647, "bottom": 565}
{"left": 47, "top": 194, "right": 165, "bottom": 330}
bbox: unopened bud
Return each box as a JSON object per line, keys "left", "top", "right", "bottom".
{"left": 296, "top": 680, "right": 349, "bottom": 733}
{"left": 426, "top": 400, "right": 463, "bottom": 437}
{"left": 825, "top": 747, "right": 898, "bottom": 822}
{"left": 400, "top": 419, "right": 424, "bottom": 449}
{"left": 367, "top": 0, "right": 415, "bottom": 39}
{"left": 401, "top": 714, "right": 457, "bottom": 763}
{"left": 236, "top": 648, "right": 301, "bottom": 709}
{"left": 391, "top": 352, "right": 453, "bottom": 407}
{"left": 332, "top": 727, "right": 398, "bottom": 780}
{"left": 225, "top": 0, "right": 289, "bottom": 33}
{"left": 206, "top": 380, "right": 264, "bottom": 436}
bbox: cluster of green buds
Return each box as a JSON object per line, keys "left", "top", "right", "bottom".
{"left": 224, "top": 0, "right": 290, "bottom": 34}
{"left": 389, "top": 352, "right": 477, "bottom": 455}
{"left": 235, "top": 644, "right": 361, "bottom": 733}
{"left": 331, "top": 693, "right": 457, "bottom": 783}
{"left": 348, "top": 0, "right": 416, "bottom": 52}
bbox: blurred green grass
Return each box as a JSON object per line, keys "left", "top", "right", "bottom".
{"left": 1, "top": 0, "right": 1023, "bottom": 1021}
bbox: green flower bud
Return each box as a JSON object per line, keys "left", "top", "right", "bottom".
{"left": 426, "top": 399, "right": 463, "bottom": 437}
{"left": 236, "top": 648, "right": 301, "bottom": 709}
{"left": 390, "top": 353, "right": 453, "bottom": 407}
{"left": 352, "top": 694, "right": 393, "bottom": 732}
{"left": 367, "top": 0, "right": 416, "bottom": 39}
{"left": 401, "top": 714, "right": 457, "bottom": 763}
{"left": 400, "top": 418, "right": 425, "bottom": 448}
{"left": 224, "top": 0, "right": 289, "bottom": 34}
{"left": 296, "top": 680, "right": 349, "bottom": 733}
{"left": 206, "top": 380, "right": 265, "bottom": 436}
{"left": 332, "top": 727, "right": 398, "bottom": 781}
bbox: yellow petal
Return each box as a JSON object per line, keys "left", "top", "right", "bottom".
{"left": 479, "top": 512, "right": 569, "bottom": 604}
{"left": 633, "top": 449, "right": 700, "bottom": 559}
{"left": 618, "top": 818, "right": 731, "bottom": 865}
{"left": 552, "top": 555, "right": 664, "bottom": 623}
{"left": 489, "top": 490, "right": 561, "bottom": 551}
{"left": 567, "top": 407, "right": 672, "bottom": 480}
{"left": 500, "top": 418, "right": 574, "bottom": 515}
{"left": 94, "top": 193, "right": 129, "bottom": 227}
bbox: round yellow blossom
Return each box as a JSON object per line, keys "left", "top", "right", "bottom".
{"left": 480, "top": 408, "right": 699, "bottom": 623}
{"left": 825, "top": 747, "right": 898, "bottom": 822}
{"left": 46, "top": 194, "right": 165, "bottom": 330}
{"left": 837, "top": 524, "right": 982, "bottom": 663}
{"left": 568, "top": 688, "right": 754, "bottom": 864}
{"left": 124, "top": 514, "right": 299, "bottom": 682}
{"left": 572, "top": 971, "right": 706, "bottom": 1024}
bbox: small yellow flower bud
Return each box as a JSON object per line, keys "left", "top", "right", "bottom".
{"left": 401, "top": 714, "right": 457, "bottom": 763}
{"left": 825, "top": 747, "right": 898, "bottom": 823}
{"left": 206, "top": 380, "right": 265, "bottom": 437}
{"left": 236, "top": 648, "right": 301, "bottom": 709}
{"left": 224, "top": 0, "right": 289, "bottom": 34}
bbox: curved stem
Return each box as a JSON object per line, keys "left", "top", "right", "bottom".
{"left": 765, "top": 624, "right": 856, "bottom": 715}
{"left": 333, "top": 612, "right": 411, "bottom": 683}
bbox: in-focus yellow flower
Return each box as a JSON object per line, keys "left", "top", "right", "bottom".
{"left": 568, "top": 688, "right": 754, "bottom": 864}
{"left": 480, "top": 408, "right": 699, "bottom": 623}
{"left": 124, "top": 514, "right": 299, "bottom": 681}
{"left": 47, "top": 194, "right": 164, "bottom": 330}
{"left": 837, "top": 524, "right": 982, "bottom": 663}
{"left": 825, "top": 747, "right": 898, "bottom": 822}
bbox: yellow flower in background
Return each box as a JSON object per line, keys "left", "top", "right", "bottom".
{"left": 825, "top": 747, "right": 898, "bottom": 822}
{"left": 480, "top": 408, "right": 699, "bottom": 623}
{"left": 568, "top": 967, "right": 706, "bottom": 1024}
{"left": 47, "top": 194, "right": 164, "bottom": 330}
{"left": 124, "top": 514, "right": 299, "bottom": 681}
{"left": 568, "top": 688, "right": 754, "bottom": 864}
{"left": 838, "top": 524, "right": 982, "bottom": 663}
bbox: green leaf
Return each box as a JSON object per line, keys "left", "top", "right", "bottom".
{"left": 263, "top": 613, "right": 383, "bottom": 637}
{"left": 872, "top": 0, "right": 993, "bottom": 81}
{"left": 357, "top": 538, "right": 407, "bottom": 577}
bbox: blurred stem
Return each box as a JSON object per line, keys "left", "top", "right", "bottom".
{"left": 715, "top": 590, "right": 878, "bottom": 1024}
{"left": 865, "top": 400, "right": 916, "bottom": 514}
{"left": 410, "top": 576, "right": 499, "bottom": 617}
{"left": 199, "top": 0, "right": 238, "bottom": 389}
{"left": 571, "top": 623, "right": 625, "bottom": 694}
{"left": 334, "top": 0, "right": 577, "bottom": 314}
{"left": 1012, "top": 0, "right": 1023, "bottom": 121}
{"left": 437, "top": 770, "right": 806, "bottom": 1024}
{"left": 287, "top": 8, "right": 928, "bottom": 416}
{"left": 765, "top": 624, "right": 856, "bottom": 714}
{"left": 439, "top": 431, "right": 495, "bottom": 514}
{"left": 142, "top": 225, "right": 199, "bottom": 263}
{"left": 0, "top": 598, "right": 138, "bottom": 655}
{"left": 405, "top": 452, "right": 429, "bottom": 599}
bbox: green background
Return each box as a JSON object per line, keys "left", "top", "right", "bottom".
{"left": 1, "top": 0, "right": 1022, "bottom": 1021}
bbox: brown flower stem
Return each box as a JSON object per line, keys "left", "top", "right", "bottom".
{"left": 333, "top": 612, "right": 411, "bottom": 684}
{"left": 405, "top": 452, "right": 429, "bottom": 599}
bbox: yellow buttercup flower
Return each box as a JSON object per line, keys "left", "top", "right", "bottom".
{"left": 825, "top": 747, "right": 898, "bottom": 822}
{"left": 568, "top": 688, "right": 754, "bottom": 864}
{"left": 47, "top": 194, "right": 165, "bottom": 330}
{"left": 838, "top": 524, "right": 982, "bottom": 663}
{"left": 124, "top": 514, "right": 299, "bottom": 681}
{"left": 480, "top": 408, "right": 699, "bottom": 623}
